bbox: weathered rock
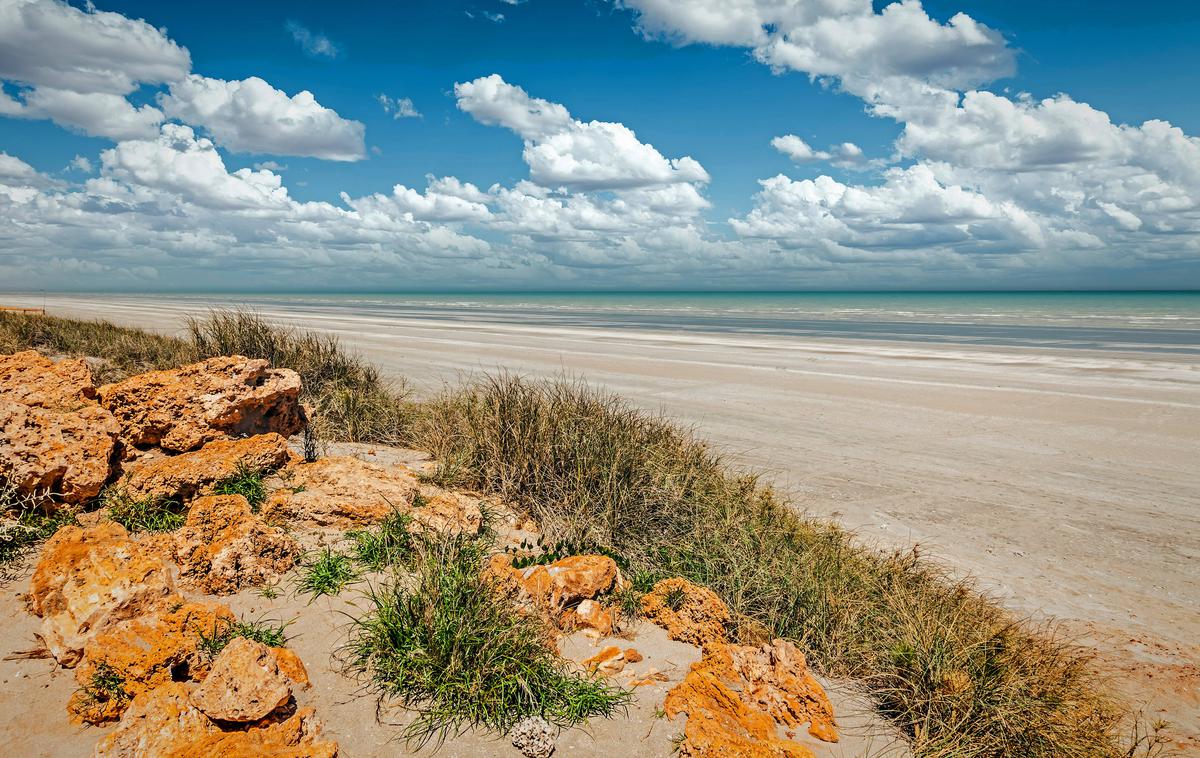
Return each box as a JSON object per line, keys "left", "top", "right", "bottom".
{"left": 97, "top": 355, "right": 304, "bottom": 453}
{"left": 0, "top": 350, "right": 96, "bottom": 407}
{"left": 272, "top": 647, "right": 311, "bottom": 690}
{"left": 190, "top": 637, "right": 292, "bottom": 722}
{"left": 94, "top": 682, "right": 219, "bottom": 758}
{"left": 174, "top": 494, "right": 298, "bottom": 594}
{"left": 119, "top": 433, "right": 292, "bottom": 504}
{"left": 664, "top": 641, "right": 838, "bottom": 758}
{"left": 69, "top": 599, "right": 235, "bottom": 724}
{"left": 487, "top": 554, "right": 619, "bottom": 613}
{"left": 262, "top": 456, "right": 419, "bottom": 529}
{"left": 568, "top": 598, "right": 615, "bottom": 636}
{"left": 0, "top": 399, "right": 119, "bottom": 505}
{"left": 582, "top": 645, "right": 629, "bottom": 676}
{"left": 412, "top": 484, "right": 484, "bottom": 535}
{"left": 510, "top": 715, "right": 557, "bottom": 758}
{"left": 642, "top": 577, "right": 730, "bottom": 647}
{"left": 28, "top": 522, "right": 176, "bottom": 666}
{"left": 169, "top": 707, "right": 338, "bottom": 758}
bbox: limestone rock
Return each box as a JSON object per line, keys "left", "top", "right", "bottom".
{"left": 169, "top": 707, "right": 337, "bottom": 758}
{"left": 0, "top": 350, "right": 96, "bottom": 407}
{"left": 262, "top": 455, "right": 419, "bottom": 529}
{"left": 0, "top": 399, "right": 119, "bottom": 505}
{"left": 28, "top": 522, "right": 176, "bottom": 666}
{"left": 568, "top": 598, "right": 614, "bottom": 636}
{"left": 510, "top": 716, "right": 556, "bottom": 758}
{"left": 582, "top": 645, "right": 629, "bottom": 677}
{"left": 119, "top": 433, "right": 291, "bottom": 504}
{"left": 94, "top": 682, "right": 219, "bottom": 758}
{"left": 69, "top": 599, "right": 235, "bottom": 724}
{"left": 664, "top": 641, "right": 838, "bottom": 757}
{"left": 174, "top": 494, "right": 298, "bottom": 594}
{"left": 190, "top": 637, "right": 292, "bottom": 722}
{"left": 642, "top": 577, "right": 730, "bottom": 647}
{"left": 272, "top": 647, "right": 311, "bottom": 690}
{"left": 97, "top": 356, "right": 304, "bottom": 453}
{"left": 488, "top": 554, "right": 618, "bottom": 613}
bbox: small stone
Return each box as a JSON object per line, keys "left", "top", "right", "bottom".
{"left": 510, "top": 715, "right": 557, "bottom": 758}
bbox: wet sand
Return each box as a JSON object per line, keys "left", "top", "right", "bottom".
{"left": 9, "top": 293, "right": 1200, "bottom": 747}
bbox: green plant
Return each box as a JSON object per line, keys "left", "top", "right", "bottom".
{"left": 346, "top": 533, "right": 629, "bottom": 746}
{"left": 662, "top": 585, "right": 688, "bottom": 612}
{"left": 295, "top": 548, "right": 358, "bottom": 598}
{"left": 257, "top": 584, "right": 281, "bottom": 600}
{"left": 504, "top": 534, "right": 627, "bottom": 571}
{"left": 195, "top": 617, "right": 290, "bottom": 661}
{"left": 348, "top": 509, "right": 416, "bottom": 571}
{"left": 79, "top": 662, "right": 130, "bottom": 709}
{"left": 103, "top": 489, "right": 184, "bottom": 533}
{"left": 0, "top": 479, "right": 78, "bottom": 570}
{"left": 212, "top": 462, "right": 269, "bottom": 512}
{"left": 614, "top": 586, "right": 645, "bottom": 624}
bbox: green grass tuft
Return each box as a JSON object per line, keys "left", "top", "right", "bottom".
{"left": 346, "top": 533, "right": 629, "bottom": 746}
{"left": 0, "top": 478, "right": 78, "bottom": 573}
{"left": 103, "top": 489, "right": 185, "bottom": 533}
{"left": 195, "top": 616, "right": 291, "bottom": 661}
{"left": 79, "top": 662, "right": 130, "bottom": 709}
{"left": 295, "top": 548, "right": 358, "bottom": 598}
{"left": 212, "top": 461, "right": 269, "bottom": 512}
{"left": 347, "top": 509, "right": 416, "bottom": 571}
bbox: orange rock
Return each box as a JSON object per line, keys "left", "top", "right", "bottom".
{"left": 174, "top": 494, "right": 298, "bottom": 594}
{"left": 0, "top": 350, "right": 96, "bottom": 407}
{"left": 641, "top": 578, "right": 731, "bottom": 647}
{"left": 0, "top": 398, "right": 119, "bottom": 506}
{"left": 261, "top": 456, "right": 419, "bottom": 529}
{"left": 69, "top": 598, "right": 235, "bottom": 724}
{"left": 488, "top": 554, "right": 619, "bottom": 613}
{"left": 625, "top": 648, "right": 644, "bottom": 664}
{"left": 168, "top": 707, "right": 338, "bottom": 758}
{"left": 120, "top": 433, "right": 291, "bottom": 504}
{"left": 413, "top": 484, "right": 484, "bottom": 535}
{"left": 272, "top": 647, "right": 311, "bottom": 690}
{"left": 582, "top": 645, "right": 628, "bottom": 676}
{"left": 569, "top": 599, "right": 615, "bottom": 636}
{"left": 94, "top": 682, "right": 219, "bottom": 757}
{"left": 97, "top": 355, "right": 304, "bottom": 453}
{"left": 28, "top": 522, "right": 176, "bottom": 666}
{"left": 190, "top": 637, "right": 293, "bottom": 722}
{"left": 663, "top": 640, "right": 838, "bottom": 757}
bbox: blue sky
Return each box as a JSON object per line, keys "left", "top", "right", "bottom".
{"left": 1, "top": 0, "right": 1198, "bottom": 290}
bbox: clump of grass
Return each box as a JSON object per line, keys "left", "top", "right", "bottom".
{"left": 348, "top": 509, "right": 416, "bottom": 571}
{"left": 295, "top": 548, "right": 358, "bottom": 598}
{"left": 614, "top": 585, "right": 645, "bottom": 624}
{"left": 662, "top": 585, "right": 688, "bottom": 612}
{"left": 103, "top": 489, "right": 184, "bottom": 533}
{"left": 0, "top": 479, "right": 78, "bottom": 573}
{"left": 195, "top": 617, "right": 290, "bottom": 661}
{"left": 408, "top": 373, "right": 1131, "bottom": 757}
{"left": 78, "top": 662, "right": 130, "bottom": 710}
{"left": 212, "top": 461, "right": 268, "bottom": 512}
{"left": 346, "top": 533, "right": 629, "bottom": 746}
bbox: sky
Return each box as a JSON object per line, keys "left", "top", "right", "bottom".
{"left": 0, "top": 0, "right": 1198, "bottom": 292}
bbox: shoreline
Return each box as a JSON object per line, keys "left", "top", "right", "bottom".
{"left": 6, "top": 292, "right": 1200, "bottom": 745}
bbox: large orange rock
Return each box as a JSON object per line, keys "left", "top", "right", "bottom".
{"left": 664, "top": 641, "right": 838, "bottom": 758}
{"left": 28, "top": 522, "right": 177, "bottom": 666}
{"left": 262, "top": 455, "right": 420, "bottom": 529}
{"left": 487, "top": 554, "right": 619, "bottom": 614}
{"left": 642, "top": 577, "right": 731, "bottom": 647}
{"left": 169, "top": 707, "right": 338, "bottom": 758}
{"left": 119, "top": 433, "right": 292, "bottom": 504}
{"left": 97, "top": 355, "right": 304, "bottom": 453}
{"left": 0, "top": 398, "right": 119, "bottom": 505}
{"left": 190, "top": 637, "right": 293, "bottom": 722}
{"left": 174, "top": 494, "right": 298, "bottom": 594}
{"left": 0, "top": 350, "right": 97, "bottom": 407}
{"left": 94, "top": 682, "right": 219, "bottom": 757}
{"left": 68, "top": 599, "right": 235, "bottom": 725}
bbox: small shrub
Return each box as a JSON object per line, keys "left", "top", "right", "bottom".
{"left": 212, "top": 462, "right": 268, "bottom": 512}
{"left": 195, "top": 617, "right": 290, "bottom": 661}
{"left": 662, "top": 585, "right": 688, "bottom": 612}
{"left": 295, "top": 549, "right": 358, "bottom": 598}
{"left": 346, "top": 534, "right": 629, "bottom": 746}
{"left": 348, "top": 510, "right": 416, "bottom": 571}
{"left": 0, "top": 480, "right": 78, "bottom": 572}
{"left": 614, "top": 586, "right": 645, "bottom": 624}
{"left": 103, "top": 490, "right": 184, "bottom": 533}
{"left": 79, "top": 662, "right": 130, "bottom": 710}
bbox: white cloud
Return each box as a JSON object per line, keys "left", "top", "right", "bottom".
{"left": 160, "top": 75, "right": 366, "bottom": 161}
{"left": 377, "top": 94, "right": 422, "bottom": 120}
{"left": 67, "top": 155, "right": 94, "bottom": 173}
{"left": 455, "top": 74, "right": 709, "bottom": 190}
{"left": 772, "top": 134, "right": 865, "bottom": 165}
{"left": 285, "top": 20, "right": 340, "bottom": 59}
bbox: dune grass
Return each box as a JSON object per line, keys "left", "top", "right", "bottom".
{"left": 0, "top": 308, "right": 1148, "bottom": 755}
{"left": 195, "top": 616, "right": 291, "bottom": 661}
{"left": 346, "top": 532, "right": 630, "bottom": 746}
{"left": 295, "top": 548, "right": 359, "bottom": 599}
{"left": 212, "top": 462, "right": 269, "bottom": 512}
{"left": 101, "top": 490, "right": 185, "bottom": 533}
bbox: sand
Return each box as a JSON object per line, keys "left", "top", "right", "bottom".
{"left": 5, "top": 293, "right": 1199, "bottom": 749}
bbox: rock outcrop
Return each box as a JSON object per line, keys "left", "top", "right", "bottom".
{"left": 642, "top": 577, "right": 731, "bottom": 647}
{"left": 190, "top": 637, "right": 293, "bottom": 722}
{"left": 412, "top": 484, "right": 485, "bottom": 535}
{"left": 262, "top": 455, "right": 419, "bottom": 529}
{"left": 94, "top": 682, "right": 219, "bottom": 757}
{"left": 119, "top": 433, "right": 292, "bottom": 504}
{"left": 172, "top": 707, "right": 337, "bottom": 758}
{"left": 28, "top": 522, "right": 177, "bottom": 666}
{"left": 664, "top": 640, "right": 838, "bottom": 757}
{"left": 96, "top": 355, "right": 304, "bottom": 454}
{"left": 487, "top": 554, "right": 619, "bottom": 613}
{"left": 173, "top": 494, "right": 298, "bottom": 594}
{"left": 0, "top": 399, "right": 119, "bottom": 505}
{"left": 0, "top": 350, "right": 97, "bottom": 407}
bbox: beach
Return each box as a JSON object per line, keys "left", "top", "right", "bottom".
{"left": 7, "top": 292, "right": 1199, "bottom": 742}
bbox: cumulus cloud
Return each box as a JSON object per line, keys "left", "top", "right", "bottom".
{"left": 772, "top": 134, "right": 865, "bottom": 166}
{"left": 285, "top": 20, "right": 340, "bottom": 59}
{"left": 455, "top": 74, "right": 708, "bottom": 190}
{"left": 160, "top": 75, "right": 366, "bottom": 161}
{"left": 377, "top": 94, "right": 422, "bottom": 119}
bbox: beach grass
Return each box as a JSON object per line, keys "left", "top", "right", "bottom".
{"left": 0, "top": 308, "right": 1143, "bottom": 756}
{"left": 195, "top": 616, "right": 291, "bottom": 661}
{"left": 345, "top": 532, "right": 630, "bottom": 746}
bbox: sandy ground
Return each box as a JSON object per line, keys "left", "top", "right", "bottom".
{"left": 6, "top": 293, "right": 1199, "bottom": 749}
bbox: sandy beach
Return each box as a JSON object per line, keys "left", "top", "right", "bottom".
{"left": 8, "top": 293, "right": 1200, "bottom": 745}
